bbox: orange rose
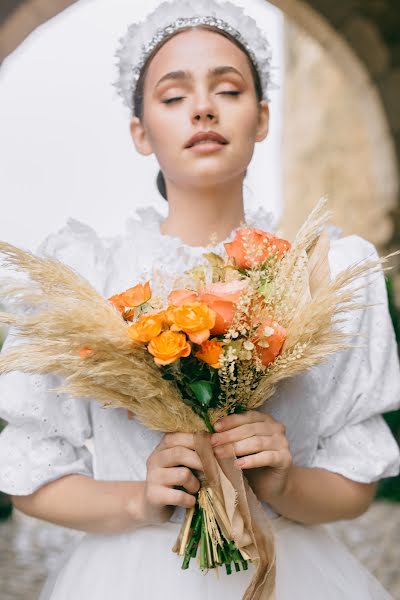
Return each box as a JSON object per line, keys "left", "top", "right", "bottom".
{"left": 167, "top": 288, "right": 199, "bottom": 306}
{"left": 254, "top": 319, "right": 286, "bottom": 367}
{"left": 224, "top": 228, "right": 291, "bottom": 269}
{"left": 199, "top": 280, "right": 248, "bottom": 335}
{"left": 195, "top": 338, "right": 223, "bottom": 368}
{"left": 127, "top": 313, "right": 164, "bottom": 343}
{"left": 148, "top": 330, "right": 191, "bottom": 366}
{"left": 158, "top": 306, "right": 176, "bottom": 327}
{"left": 109, "top": 281, "right": 152, "bottom": 316}
{"left": 169, "top": 302, "right": 216, "bottom": 344}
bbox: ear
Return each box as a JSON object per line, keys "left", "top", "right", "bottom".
{"left": 255, "top": 100, "right": 269, "bottom": 143}
{"left": 130, "top": 117, "right": 153, "bottom": 156}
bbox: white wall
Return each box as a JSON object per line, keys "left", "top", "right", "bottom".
{"left": 0, "top": 0, "right": 284, "bottom": 253}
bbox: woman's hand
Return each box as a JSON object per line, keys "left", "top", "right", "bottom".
{"left": 210, "top": 411, "right": 293, "bottom": 500}
{"left": 208, "top": 412, "right": 377, "bottom": 525}
{"left": 143, "top": 432, "right": 203, "bottom": 525}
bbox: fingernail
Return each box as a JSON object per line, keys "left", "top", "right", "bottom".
{"left": 235, "top": 459, "right": 245, "bottom": 469}
{"left": 214, "top": 422, "right": 222, "bottom": 431}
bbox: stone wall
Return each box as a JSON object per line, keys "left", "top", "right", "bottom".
{"left": 281, "top": 18, "right": 396, "bottom": 248}
{"left": 269, "top": 0, "right": 400, "bottom": 251}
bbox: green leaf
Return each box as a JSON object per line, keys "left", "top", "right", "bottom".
{"left": 161, "top": 372, "right": 175, "bottom": 381}
{"left": 188, "top": 380, "right": 214, "bottom": 407}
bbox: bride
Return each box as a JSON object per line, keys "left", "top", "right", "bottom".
{"left": 0, "top": 1, "right": 399, "bottom": 598}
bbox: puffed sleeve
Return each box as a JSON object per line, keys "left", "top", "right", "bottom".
{"left": 309, "top": 234, "right": 400, "bottom": 482}
{"left": 0, "top": 218, "right": 110, "bottom": 495}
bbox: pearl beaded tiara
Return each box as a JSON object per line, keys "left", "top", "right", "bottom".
{"left": 114, "top": 0, "right": 274, "bottom": 112}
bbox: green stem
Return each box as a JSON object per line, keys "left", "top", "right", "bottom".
{"left": 200, "top": 512, "right": 206, "bottom": 570}
{"left": 181, "top": 503, "right": 202, "bottom": 570}
{"left": 180, "top": 495, "right": 250, "bottom": 574}
{"left": 202, "top": 411, "right": 214, "bottom": 433}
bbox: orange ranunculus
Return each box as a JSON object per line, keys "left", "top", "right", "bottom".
{"left": 199, "top": 280, "right": 248, "bottom": 335}
{"left": 169, "top": 302, "right": 216, "bottom": 344}
{"left": 195, "top": 338, "right": 224, "bottom": 368}
{"left": 148, "top": 330, "right": 191, "bottom": 366}
{"left": 167, "top": 288, "right": 199, "bottom": 306}
{"left": 79, "top": 345, "right": 94, "bottom": 358}
{"left": 224, "top": 228, "right": 291, "bottom": 269}
{"left": 158, "top": 306, "right": 176, "bottom": 327}
{"left": 254, "top": 319, "right": 286, "bottom": 367}
{"left": 109, "top": 281, "right": 152, "bottom": 315}
{"left": 127, "top": 313, "right": 164, "bottom": 343}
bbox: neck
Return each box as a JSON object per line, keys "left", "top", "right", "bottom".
{"left": 159, "top": 176, "right": 246, "bottom": 247}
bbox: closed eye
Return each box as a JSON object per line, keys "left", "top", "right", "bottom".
{"left": 218, "top": 91, "right": 241, "bottom": 96}
{"left": 162, "top": 96, "right": 184, "bottom": 104}
{"left": 162, "top": 91, "right": 240, "bottom": 104}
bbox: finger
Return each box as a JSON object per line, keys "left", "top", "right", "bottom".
{"left": 166, "top": 487, "right": 197, "bottom": 508}
{"left": 147, "top": 483, "right": 196, "bottom": 509}
{"left": 157, "top": 432, "right": 196, "bottom": 451}
{"left": 213, "top": 442, "right": 236, "bottom": 460}
{"left": 214, "top": 435, "right": 275, "bottom": 459}
{"left": 156, "top": 467, "right": 201, "bottom": 494}
{"left": 156, "top": 446, "right": 203, "bottom": 471}
{"left": 234, "top": 449, "right": 293, "bottom": 470}
{"left": 211, "top": 422, "right": 267, "bottom": 447}
{"left": 213, "top": 411, "right": 264, "bottom": 432}
{"left": 214, "top": 411, "right": 280, "bottom": 433}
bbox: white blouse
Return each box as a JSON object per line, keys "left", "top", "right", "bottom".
{"left": 0, "top": 203, "right": 399, "bottom": 521}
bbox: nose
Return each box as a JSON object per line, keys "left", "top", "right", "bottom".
{"left": 191, "top": 92, "right": 218, "bottom": 124}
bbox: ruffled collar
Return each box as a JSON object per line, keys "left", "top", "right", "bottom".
{"left": 124, "top": 202, "right": 278, "bottom": 255}
{"left": 101, "top": 202, "right": 279, "bottom": 296}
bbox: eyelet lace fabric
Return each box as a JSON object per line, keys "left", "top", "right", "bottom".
{"left": 0, "top": 203, "right": 399, "bottom": 507}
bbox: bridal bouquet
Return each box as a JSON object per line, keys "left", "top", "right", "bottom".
{"left": 0, "top": 198, "right": 396, "bottom": 600}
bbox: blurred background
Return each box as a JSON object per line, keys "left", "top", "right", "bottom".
{"left": 0, "top": 0, "right": 399, "bottom": 598}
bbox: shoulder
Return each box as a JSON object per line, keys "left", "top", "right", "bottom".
{"left": 326, "top": 233, "right": 390, "bottom": 345}
{"left": 36, "top": 218, "right": 113, "bottom": 294}
{"left": 328, "top": 233, "right": 388, "bottom": 316}
{"left": 328, "top": 233, "right": 379, "bottom": 278}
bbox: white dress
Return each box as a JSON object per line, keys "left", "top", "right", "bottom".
{"left": 0, "top": 203, "right": 400, "bottom": 600}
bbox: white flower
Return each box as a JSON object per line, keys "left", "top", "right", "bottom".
{"left": 243, "top": 340, "right": 254, "bottom": 351}
{"left": 263, "top": 325, "right": 275, "bottom": 337}
{"left": 257, "top": 339, "right": 270, "bottom": 348}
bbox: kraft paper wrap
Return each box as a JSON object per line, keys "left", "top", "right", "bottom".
{"left": 173, "top": 432, "right": 276, "bottom": 600}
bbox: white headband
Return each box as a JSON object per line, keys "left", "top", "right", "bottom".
{"left": 114, "top": 0, "right": 275, "bottom": 113}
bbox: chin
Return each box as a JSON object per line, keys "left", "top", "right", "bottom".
{"left": 181, "top": 162, "right": 246, "bottom": 187}
{"left": 181, "top": 172, "right": 237, "bottom": 190}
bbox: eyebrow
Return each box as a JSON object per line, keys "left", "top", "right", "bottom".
{"left": 155, "top": 65, "right": 245, "bottom": 89}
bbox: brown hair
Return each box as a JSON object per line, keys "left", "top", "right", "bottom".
{"left": 133, "top": 25, "right": 263, "bottom": 200}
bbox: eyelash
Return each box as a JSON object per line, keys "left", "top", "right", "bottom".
{"left": 162, "top": 91, "right": 241, "bottom": 104}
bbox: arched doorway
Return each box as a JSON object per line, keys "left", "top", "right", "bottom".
{"left": 1, "top": 0, "right": 398, "bottom": 251}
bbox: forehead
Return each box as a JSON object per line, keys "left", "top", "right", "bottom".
{"left": 144, "top": 27, "right": 252, "bottom": 86}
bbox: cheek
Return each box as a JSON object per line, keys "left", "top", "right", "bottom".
{"left": 148, "top": 104, "right": 184, "bottom": 143}
{"left": 228, "top": 100, "right": 260, "bottom": 145}
{"left": 234, "top": 116, "right": 259, "bottom": 159}
{"left": 146, "top": 112, "right": 171, "bottom": 145}
{"left": 241, "top": 106, "right": 261, "bottom": 138}
{"left": 143, "top": 109, "right": 182, "bottom": 164}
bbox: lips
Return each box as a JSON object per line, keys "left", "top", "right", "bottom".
{"left": 184, "top": 131, "right": 228, "bottom": 148}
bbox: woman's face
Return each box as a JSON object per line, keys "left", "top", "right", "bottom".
{"left": 130, "top": 27, "right": 269, "bottom": 191}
